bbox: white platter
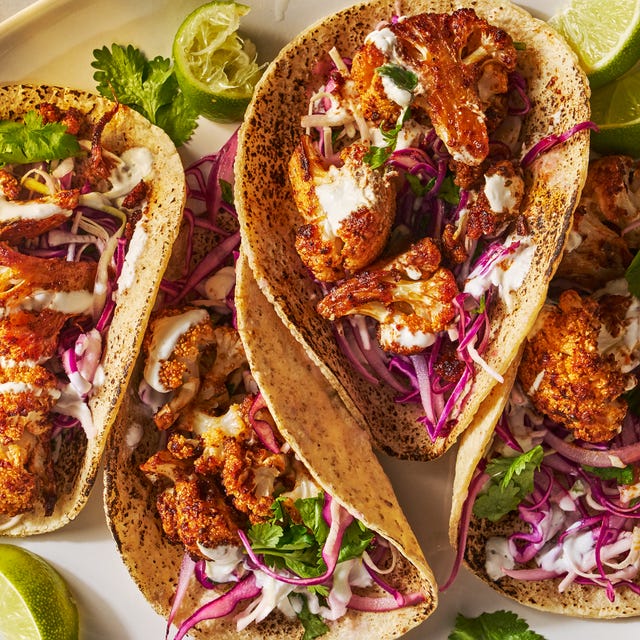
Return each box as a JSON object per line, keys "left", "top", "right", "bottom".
{"left": 1, "top": 1, "right": 638, "bottom": 639}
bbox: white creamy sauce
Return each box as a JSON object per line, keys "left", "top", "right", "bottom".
{"left": 395, "top": 120, "right": 431, "bottom": 151}
{"left": 365, "top": 26, "right": 397, "bottom": 55}
{"left": 53, "top": 382, "right": 96, "bottom": 438}
{"left": 0, "top": 196, "right": 71, "bottom": 222}
{"left": 380, "top": 323, "right": 436, "bottom": 351}
{"left": 538, "top": 529, "right": 595, "bottom": 575}
{"left": 484, "top": 173, "right": 517, "bottom": 213}
{"left": 484, "top": 536, "right": 514, "bottom": 581}
{"left": 380, "top": 75, "right": 412, "bottom": 108}
{"left": 117, "top": 226, "right": 148, "bottom": 293}
{"left": 199, "top": 544, "right": 244, "bottom": 583}
{"left": 316, "top": 165, "right": 377, "bottom": 235}
{"left": 527, "top": 370, "right": 545, "bottom": 396}
{"left": 464, "top": 235, "right": 535, "bottom": 311}
{"left": 104, "top": 147, "right": 153, "bottom": 199}
{"left": 20, "top": 289, "right": 94, "bottom": 315}
{"left": 143, "top": 308, "right": 209, "bottom": 392}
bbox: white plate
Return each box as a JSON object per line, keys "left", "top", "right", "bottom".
{"left": 0, "top": 1, "right": 637, "bottom": 639}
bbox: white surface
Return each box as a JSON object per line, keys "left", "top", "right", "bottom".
{"left": 0, "top": 1, "right": 638, "bottom": 639}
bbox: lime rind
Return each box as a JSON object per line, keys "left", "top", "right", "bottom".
{"left": 0, "top": 544, "right": 79, "bottom": 640}
{"left": 549, "top": 0, "right": 640, "bottom": 89}
{"left": 173, "top": 0, "right": 263, "bottom": 122}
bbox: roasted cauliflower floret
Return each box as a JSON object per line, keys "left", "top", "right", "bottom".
{"left": 143, "top": 307, "right": 217, "bottom": 430}
{"left": 0, "top": 458, "right": 37, "bottom": 517}
{"left": 0, "top": 362, "right": 59, "bottom": 444}
{"left": 317, "top": 237, "right": 459, "bottom": 354}
{"left": 518, "top": 289, "right": 632, "bottom": 443}
{"left": 350, "top": 41, "right": 404, "bottom": 127}
{"left": 290, "top": 135, "right": 397, "bottom": 282}
{"left": 196, "top": 326, "right": 248, "bottom": 414}
{"left": 382, "top": 8, "right": 517, "bottom": 165}
{"left": 466, "top": 159, "right": 525, "bottom": 239}
{"left": 580, "top": 155, "right": 640, "bottom": 249}
{"left": 156, "top": 476, "right": 244, "bottom": 556}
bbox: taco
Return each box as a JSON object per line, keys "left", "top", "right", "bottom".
{"left": 104, "top": 139, "right": 436, "bottom": 639}
{"left": 0, "top": 84, "right": 184, "bottom": 535}
{"left": 235, "top": 0, "right": 591, "bottom": 460}
{"left": 448, "top": 154, "right": 640, "bottom": 615}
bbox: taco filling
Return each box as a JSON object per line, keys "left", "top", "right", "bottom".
{"left": 453, "top": 155, "right": 640, "bottom": 605}
{"left": 130, "top": 137, "right": 427, "bottom": 639}
{"left": 287, "top": 7, "right": 592, "bottom": 441}
{"left": 0, "top": 99, "right": 155, "bottom": 524}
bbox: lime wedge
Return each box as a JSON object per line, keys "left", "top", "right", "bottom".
{"left": 548, "top": 0, "right": 640, "bottom": 89}
{"left": 0, "top": 544, "right": 79, "bottom": 640}
{"left": 590, "top": 63, "right": 640, "bottom": 155}
{"left": 173, "top": 0, "right": 264, "bottom": 123}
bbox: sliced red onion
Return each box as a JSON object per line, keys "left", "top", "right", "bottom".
{"left": 440, "top": 467, "right": 489, "bottom": 591}
{"left": 166, "top": 553, "right": 195, "bottom": 640}
{"left": 248, "top": 393, "right": 280, "bottom": 453}
{"left": 521, "top": 121, "right": 598, "bottom": 169}
{"left": 171, "top": 573, "right": 260, "bottom": 640}
{"left": 347, "top": 590, "right": 425, "bottom": 612}
{"left": 543, "top": 430, "right": 640, "bottom": 467}
{"left": 168, "top": 231, "right": 240, "bottom": 304}
{"left": 237, "top": 495, "right": 353, "bottom": 586}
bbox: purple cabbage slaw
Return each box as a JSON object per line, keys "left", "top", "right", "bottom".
{"left": 143, "top": 134, "right": 425, "bottom": 640}
{"left": 447, "top": 389, "right": 640, "bottom": 601}
{"left": 304, "top": 43, "right": 595, "bottom": 442}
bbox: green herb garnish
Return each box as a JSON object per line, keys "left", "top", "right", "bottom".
{"left": 473, "top": 445, "right": 544, "bottom": 522}
{"left": 92, "top": 43, "right": 198, "bottom": 146}
{"left": 449, "top": 610, "right": 547, "bottom": 640}
{"left": 0, "top": 111, "right": 81, "bottom": 166}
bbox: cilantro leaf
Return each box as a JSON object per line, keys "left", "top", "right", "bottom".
{"left": 473, "top": 446, "right": 544, "bottom": 522}
{"left": 449, "top": 610, "right": 547, "bottom": 640}
{"left": 583, "top": 464, "right": 635, "bottom": 485}
{"left": 92, "top": 43, "right": 198, "bottom": 146}
{"left": 364, "top": 145, "right": 392, "bottom": 169}
{"left": 291, "top": 595, "right": 330, "bottom": 640}
{"left": 246, "top": 493, "right": 374, "bottom": 580}
{"left": 364, "top": 108, "right": 410, "bottom": 169}
{"left": 0, "top": 111, "right": 81, "bottom": 166}
{"left": 376, "top": 64, "right": 418, "bottom": 93}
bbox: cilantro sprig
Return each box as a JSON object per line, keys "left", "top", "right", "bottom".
{"left": 376, "top": 64, "right": 418, "bottom": 93}
{"left": 473, "top": 446, "right": 544, "bottom": 522}
{"left": 248, "top": 494, "right": 374, "bottom": 581}
{"left": 0, "top": 111, "right": 81, "bottom": 167}
{"left": 364, "top": 108, "right": 410, "bottom": 169}
{"left": 92, "top": 43, "right": 198, "bottom": 146}
{"left": 449, "top": 610, "right": 547, "bottom": 640}
{"left": 248, "top": 494, "right": 373, "bottom": 636}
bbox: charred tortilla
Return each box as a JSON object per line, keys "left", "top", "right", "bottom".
{"left": 235, "top": 0, "right": 591, "bottom": 460}
{"left": 103, "top": 251, "right": 437, "bottom": 638}
{"left": 0, "top": 84, "right": 185, "bottom": 536}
